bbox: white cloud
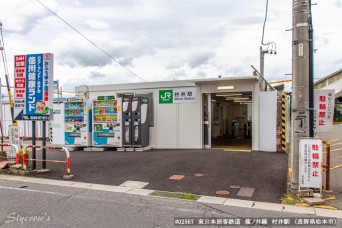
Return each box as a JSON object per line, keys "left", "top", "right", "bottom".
{"left": 0, "top": 0, "right": 340, "bottom": 93}
{"left": 85, "top": 20, "right": 110, "bottom": 30}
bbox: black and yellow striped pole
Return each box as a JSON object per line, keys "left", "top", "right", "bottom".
{"left": 281, "top": 92, "right": 286, "bottom": 153}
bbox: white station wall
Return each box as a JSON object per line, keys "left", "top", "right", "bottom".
{"left": 259, "top": 91, "right": 277, "bottom": 152}
{"left": 155, "top": 90, "right": 201, "bottom": 149}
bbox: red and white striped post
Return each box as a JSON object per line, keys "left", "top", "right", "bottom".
{"left": 62, "top": 147, "right": 71, "bottom": 176}
{"left": 22, "top": 145, "right": 28, "bottom": 171}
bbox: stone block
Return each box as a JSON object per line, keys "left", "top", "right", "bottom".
{"left": 302, "top": 197, "right": 325, "bottom": 206}
{"left": 18, "top": 170, "right": 30, "bottom": 176}
{"left": 63, "top": 174, "right": 74, "bottom": 180}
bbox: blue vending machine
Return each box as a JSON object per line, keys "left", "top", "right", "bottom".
{"left": 64, "top": 97, "right": 91, "bottom": 147}
{"left": 92, "top": 96, "right": 122, "bottom": 147}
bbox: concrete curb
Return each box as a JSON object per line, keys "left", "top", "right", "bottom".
{"left": 0, "top": 174, "right": 341, "bottom": 218}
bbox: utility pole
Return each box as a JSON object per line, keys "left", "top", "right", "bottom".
{"left": 259, "top": 46, "right": 266, "bottom": 91}
{"left": 290, "top": 0, "right": 311, "bottom": 191}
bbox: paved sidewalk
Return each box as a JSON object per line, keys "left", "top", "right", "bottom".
{"left": 1, "top": 175, "right": 341, "bottom": 219}
{"left": 18, "top": 148, "right": 288, "bottom": 204}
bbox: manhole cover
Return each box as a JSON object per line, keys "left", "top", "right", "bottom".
{"left": 216, "top": 190, "right": 230, "bottom": 196}
{"left": 195, "top": 173, "right": 204, "bottom": 177}
{"left": 169, "top": 175, "right": 185, "bottom": 180}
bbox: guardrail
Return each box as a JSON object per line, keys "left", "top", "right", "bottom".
{"left": 17, "top": 145, "right": 71, "bottom": 177}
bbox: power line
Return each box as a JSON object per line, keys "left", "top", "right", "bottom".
{"left": 261, "top": 0, "right": 269, "bottom": 45}
{"left": 0, "top": 22, "right": 10, "bottom": 77}
{"left": 35, "top": 0, "right": 145, "bottom": 82}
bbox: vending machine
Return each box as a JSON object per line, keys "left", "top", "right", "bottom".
{"left": 122, "top": 96, "right": 149, "bottom": 148}
{"left": 92, "top": 96, "right": 122, "bottom": 147}
{"left": 64, "top": 97, "right": 91, "bottom": 147}
{"left": 132, "top": 97, "right": 149, "bottom": 147}
{"left": 122, "top": 97, "right": 132, "bottom": 147}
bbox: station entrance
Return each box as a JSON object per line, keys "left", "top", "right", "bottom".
{"left": 203, "top": 92, "right": 252, "bottom": 151}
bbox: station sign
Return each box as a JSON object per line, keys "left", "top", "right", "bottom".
{"left": 159, "top": 87, "right": 197, "bottom": 104}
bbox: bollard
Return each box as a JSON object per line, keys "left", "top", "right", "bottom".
{"left": 22, "top": 146, "right": 27, "bottom": 171}
{"left": 15, "top": 148, "right": 20, "bottom": 165}
{"left": 62, "top": 147, "right": 73, "bottom": 179}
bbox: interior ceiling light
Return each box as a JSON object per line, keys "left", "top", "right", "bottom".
{"left": 225, "top": 97, "right": 235, "bottom": 100}
{"left": 217, "top": 86, "right": 234, "bottom": 90}
{"left": 233, "top": 97, "right": 249, "bottom": 100}
{"left": 216, "top": 93, "right": 242, "bottom": 97}
{"left": 234, "top": 100, "right": 251, "bottom": 103}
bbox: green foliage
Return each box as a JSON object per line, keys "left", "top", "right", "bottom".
{"left": 151, "top": 191, "right": 199, "bottom": 201}
{"left": 281, "top": 193, "right": 296, "bottom": 205}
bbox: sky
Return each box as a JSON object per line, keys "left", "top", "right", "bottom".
{"left": 0, "top": 0, "right": 341, "bottom": 95}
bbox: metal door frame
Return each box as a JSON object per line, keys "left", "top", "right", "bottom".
{"left": 203, "top": 93, "right": 211, "bottom": 148}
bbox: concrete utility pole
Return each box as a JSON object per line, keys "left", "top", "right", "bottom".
{"left": 290, "top": 0, "right": 311, "bottom": 191}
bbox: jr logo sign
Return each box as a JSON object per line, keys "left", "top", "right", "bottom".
{"left": 159, "top": 90, "right": 173, "bottom": 104}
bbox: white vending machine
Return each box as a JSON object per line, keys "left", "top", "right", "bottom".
{"left": 92, "top": 96, "right": 122, "bottom": 147}
{"left": 64, "top": 97, "right": 91, "bottom": 147}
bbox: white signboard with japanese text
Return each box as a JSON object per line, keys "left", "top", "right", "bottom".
{"left": 14, "top": 53, "right": 54, "bottom": 121}
{"left": 314, "top": 89, "right": 335, "bottom": 133}
{"left": 159, "top": 87, "right": 197, "bottom": 104}
{"left": 8, "top": 125, "right": 21, "bottom": 157}
{"left": 173, "top": 87, "right": 197, "bottom": 103}
{"left": 299, "top": 138, "right": 322, "bottom": 188}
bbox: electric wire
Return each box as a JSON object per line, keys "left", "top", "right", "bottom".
{"left": 0, "top": 24, "right": 10, "bottom": 77}
{"left": 261, "top": 0, "right": 269, "bottom": 45}
{"left": 260, "top": 0, "right": 277, "bottom": 53}
{"left": 35, "top": 0, "right": 145, "bottom": 82}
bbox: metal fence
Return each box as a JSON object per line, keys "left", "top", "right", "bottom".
{"left": 323, "top": 138, "right": 342, "bottom": 190}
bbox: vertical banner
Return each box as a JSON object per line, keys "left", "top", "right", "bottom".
{"left": 14, "top": 55, "right": 26, "bottom": 119}
{"left": 14, "top": 53, "right": 54, "bottom": 121}
{"left": 314, "top": 89, "right": 335, "bottom": 132}
{"left": 299, "top": 138, "right": 322, "bottom": 188}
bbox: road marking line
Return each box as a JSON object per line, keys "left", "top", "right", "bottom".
{"left": 0, "top": 185, "right": 68, "bottom": 196}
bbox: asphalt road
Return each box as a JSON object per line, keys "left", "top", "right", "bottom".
{"left": 0, "top": 179, "right": 339, "bottom": 228}
{"left": 24, "top": 148, "right": 288, "bottom": 204}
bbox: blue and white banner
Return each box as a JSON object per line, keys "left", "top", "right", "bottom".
{"left": 14, "top": 53, "right": 54, "bottom": 121}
